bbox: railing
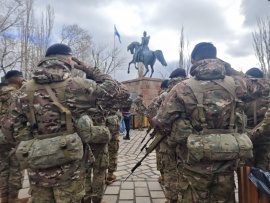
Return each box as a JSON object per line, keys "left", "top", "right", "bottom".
{"left": 237, "top": 167, "right": 269, "bottom": 203}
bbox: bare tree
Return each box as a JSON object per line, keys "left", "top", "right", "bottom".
{"left": 0, "top": 0, "right": 24, "bottom": 34}
{"left": 252, "top": 17, "right": 270, "bottom": 78}
{"left": 60, "top": 24, "right": 125, "bottom": 76}
{"left": 179, "top": 25, "right": 191, "bottom": 75}
{"left": 90, "top": 44, "right": 126, "bottom": 75}
{"left": 60, "top": 24, "right": 92, "bottom": 61}
{"left": 60, "top": 24, "right": 92, "bottom": 77}
{"left": 30, "top": 5, "right": 54, "bottom": 71}
{"left": 0, "top": 34, "right": 21, "bottom": 75}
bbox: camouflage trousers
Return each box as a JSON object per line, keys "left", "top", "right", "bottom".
{"left": 85, "top": 143, "right": 108, "bottom": 203}
{"left": 108, "top": 136, "right": 119, "bottom": 172}
{"left": 137, "top": 113, "right": 144, "bottom": 129}
{"left": 159, "top": 140, "right": 179, "bottom": 202}
{"left": 0, "top": 145, "right": 24, "bottom": 203}
{"left": 178, "top": 168, "right": 235, "bottom": 203}
{"left": 106, "top": 115, "right": 120, "bottom": 173}
{"left": 155, "top": 144, "right": 163, "bottom": 172}
{"left": 28, "top": 179, "right": 85, "bottom": 203}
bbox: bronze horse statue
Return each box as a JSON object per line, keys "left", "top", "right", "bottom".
{"left": 127, "top": 41, "right": 167, "bottom": 77}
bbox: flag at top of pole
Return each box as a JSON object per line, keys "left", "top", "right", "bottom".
{"left": 114, "top": 25, "right": 121, "bottom": 43}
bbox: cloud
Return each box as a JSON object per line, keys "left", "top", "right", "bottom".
{"left": 146, "top": 0, "right": 234, "bottom": 41}
{"left": 240, "top": 0, "right": 270, "bottom": 27}
{"left": 224, "top": 32, "right": 254, "bottom": 57}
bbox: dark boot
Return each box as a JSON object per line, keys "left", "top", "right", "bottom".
{"left": 123, "top": 136, "right": 130, "bottom": 140}
{"left": 0, "top": 193, "right": 8, "bottom": 203}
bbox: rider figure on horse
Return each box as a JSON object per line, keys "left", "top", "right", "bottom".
{"left": 134, "top": 31, "right": 150, "bottom": 62}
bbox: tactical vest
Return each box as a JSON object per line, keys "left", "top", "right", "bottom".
{"left": 16, "top": 79, "right": 84, "bottom": 169}
{"left": 185, "top": 76, "right": 253, "bottom": 161}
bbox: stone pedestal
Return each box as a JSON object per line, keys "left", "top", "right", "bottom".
{"left": 122, "top": 77, "right": 163, "bottom": 107}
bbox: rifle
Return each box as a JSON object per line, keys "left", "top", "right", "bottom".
{"left": 136, "top": 129, "right": 157, "bottom": 158}
{"left": 140, "top": 126, "right": 152, "bottom": 144}
{"left": 124, "top": 132, "right": 165, "bottom": 182}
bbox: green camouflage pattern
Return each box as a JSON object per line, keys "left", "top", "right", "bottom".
{"left": 0, "top": 83, "right": 23, "bottom": 202}
{"left": 75, "top": 114, "right": 111, "bottom": 144}
{"left": 187, "top": 133, "right": 253, "bottom": 161}
{"left": 244, "top": 79, "right": 270, "bottom": 170}
{"left": 1, "top": 57, "right": 130, "bottom": 187}
{"left": 28, "top": 179, "right": 85, "bottom": 203}
{"left": 107, "top": 114, "right": 120, "bottom": 172}
{"left": 85, "top": 143, "right": 108, "bottom": 203}
{"left": 178, "top": 168, "right": 235, "bottom": 203}
{"left": 168, "top": 77, "right": 186, "bottom": 90}
{"left": 16, "top": 133, "right": 84, "bottom": 169}
{"left": 154, "top": 58, "right": 270, "bottom": 174}
{"left": 0, "top": 84, "right": 18, "bottom": 118}
{"left": 134, "top": 97, "right": 147, "bottom": 114}
{"left": 168, "top": 118, "right": 193, "bottom": 145}
{"left": 159, "top": 140, "right": 179, "bottom": 202}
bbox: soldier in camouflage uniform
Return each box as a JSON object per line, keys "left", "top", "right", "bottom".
{"left": 74, "top": 65, "right": 131, "bottom": 203}
{"left": 154, "top": 42, "right": 269, "bottom": 203}
{"left": 147, "top": 80, "right": 169, "bottom": 186}
{"left": 134, "top": 94, "right": 147, "bottom": 131}
{"left": 0, "top": 71, "right": 24, "bottom": 203}
{"left": 1, "top": 44, "right": 130, "bottom": 203}
{"left": 244, "top": 68, "right": 270, "bottom": 170}
{"left": 160, "top": 68, "right": 187, "bottom": 203}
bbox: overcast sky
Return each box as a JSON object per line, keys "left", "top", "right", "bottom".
{"left": 36, "top": 0, "right": 270, "bottom": 81}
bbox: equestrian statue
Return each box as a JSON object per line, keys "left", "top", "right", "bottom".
{"left": 127, "top": 31, "right": 167, "bottom": 78}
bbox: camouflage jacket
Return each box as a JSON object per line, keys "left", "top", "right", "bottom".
{"left": 0, "top": 84, "right": 20, "bottom": 120}
{"left": 245, "top": 78, "right": 270, "bottom": 129}
{"left": 167, "top": 77, "right": 186, "bottom": 90}
{"left": 134, "top": 97, "right": 147, "bottom": 114}
{"left": 154, "top": 58, "right": 270, "bottom": 174}
{"left": 1, "top": 57, "right": 130, "bottom": 187}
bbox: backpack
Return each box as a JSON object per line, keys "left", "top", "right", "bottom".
{"left": 185, "top": 76, "right": 253, "bottom": 161}
{"left": 16, "top": 79, "right": 84, "bottom": 169}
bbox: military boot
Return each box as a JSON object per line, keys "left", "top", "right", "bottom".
{"left": 8, "top": 192, "right": 19, "bottom": 203}
{"left": 0, "top": 193, "right": 8, "bottom": 203}
{"left": 106, "top": 171, "right": 117, "bottom": 185}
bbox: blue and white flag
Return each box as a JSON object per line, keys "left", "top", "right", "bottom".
{"left": 114, "top": 25, "right": 121, "bottom": 43}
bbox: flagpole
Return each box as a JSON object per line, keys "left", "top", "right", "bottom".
{"left": 113, "top": 25, "right": 116, "bottom": 79}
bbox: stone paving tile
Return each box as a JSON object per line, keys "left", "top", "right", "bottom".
{"left": 135, "top": 197, "right": 151, "bottom": 203}
{"left": 135, "top": 188, "right": 150, "bottom": 196}
{"left": 119, "top": 190, "right": 134, "bottom": 200}
{"left": 147, "top": 182, "right": 163, "bottom": 191}
{"left": 152, "top": 199, "right": 167, "bottom": 203}
{"left": 103, "top": 195, "right": 118, "bottom": 203}
{"left": 105, "top": 186, "right": 120, "bottom": 194}
{"left": 121, "top": 182, "right": 134, "bottom": 189}
{"left": 134, "top": 181, "right": 147, "bottom": 187}
{"left": 150, "top": 191, "right": 166, "bottom": 198}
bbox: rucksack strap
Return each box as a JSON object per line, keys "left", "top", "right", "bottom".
{"left": 25, "top": 78, "right": 73, "bottom": 134}
{"left": 184, "top": 79, "right": 207, "bottom": 128}
{"left": 213, "top": 76, "right": 237, "bottom": 129}
{"left": 185, "top": 76, "right": 238, "bottom": 133}
{"left": 253, "top": 100, "right": 257, "bottom": 126}
{"left": 44, "top": 84, "right": 73, "bottom": 134}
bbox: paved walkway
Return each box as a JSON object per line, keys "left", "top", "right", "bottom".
{"left": 18, "top": 129, "right": 167, "bottom": 203}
